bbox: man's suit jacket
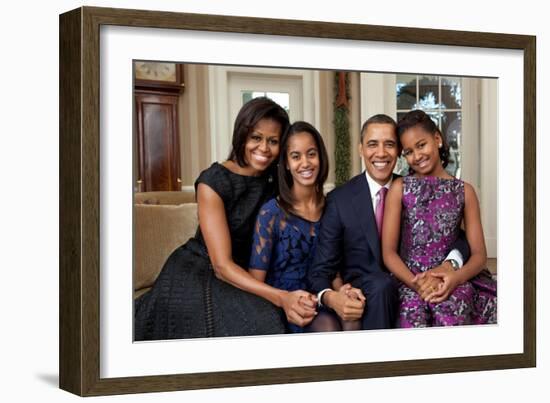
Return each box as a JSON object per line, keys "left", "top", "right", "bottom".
{"left": 308, "top": 172, "right": 471, "bottom": 294}
{"left": 308, "top": 172, "right": 386, "bottom": 293}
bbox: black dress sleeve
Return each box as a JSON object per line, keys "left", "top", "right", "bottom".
{"left": 194, "top": 163, "right": 233, "bottom": 205}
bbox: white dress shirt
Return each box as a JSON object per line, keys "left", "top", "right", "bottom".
{"left": 365, "top": 171, "right": 392, "bottom": 211}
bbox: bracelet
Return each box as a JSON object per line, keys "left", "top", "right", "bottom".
{"left": 317, "top": 288, "right": 332, "bottom": 308}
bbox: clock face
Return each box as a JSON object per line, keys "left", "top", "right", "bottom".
{"left": 134, "top": 62, "right": 177, "bottom": 82}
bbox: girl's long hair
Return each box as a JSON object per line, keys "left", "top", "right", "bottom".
{"left": 396, "top": 109, "right": 450, "bottom": 169}
{"left": 277, "top": 121, "right": 329, "bottom": 216}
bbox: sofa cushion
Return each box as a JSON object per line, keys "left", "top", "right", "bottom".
{"left": 134, "top": 203, "right": 198, "bottom": 294}
{"left": 134, "top": 190, "right": 195, "bottom": 205}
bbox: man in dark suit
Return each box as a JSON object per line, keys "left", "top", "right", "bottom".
{"left": 308, "top": 114, "right": 468, "bottom": 330}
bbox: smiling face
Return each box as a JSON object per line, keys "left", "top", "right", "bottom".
{"left": 400, "top": 125, "right": 443, "bottom": 177}
{"left": 359, "top": 123, "right": 399, "bottom": 186}
{"left": 286, "top": 131, "right": 320, "bottom": 189}
{"left": 243, "top": 118, "right": 282, "bottom": 175}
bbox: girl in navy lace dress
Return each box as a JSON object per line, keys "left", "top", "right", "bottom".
{"left": 249, "top": 122, "right": 362, "bottom": 333}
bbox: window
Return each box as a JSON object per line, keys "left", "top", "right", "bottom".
{"left": 360, "top": 72, "right": 497, "bottom": 257}
{"left": 208, "top": 66, "right": 312, "bottom": 163}
{"left": 395, "top": 75, "right": 463, "bottom": 177}
{"left": 241, "top": 91, "right": 290, "bottom": 115}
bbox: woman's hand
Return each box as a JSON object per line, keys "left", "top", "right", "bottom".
{"left": 281, "top": 290, "right": 318, "bottom": 327}
{"left": 424, "top": 271, "right": 461, "bottom": 303}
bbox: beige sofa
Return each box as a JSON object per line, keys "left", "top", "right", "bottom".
{"left": 134, "top": 191, "right": 198, "bottom": 299}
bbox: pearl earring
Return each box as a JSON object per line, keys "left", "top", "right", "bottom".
{"left": 438, "top": 143, "right": 442, "bottom": 148}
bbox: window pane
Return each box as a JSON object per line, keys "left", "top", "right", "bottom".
{"left": 426, "top": 111, "right": 441, "bottom": 127}
{"left": 418, "top": 75, "right": 439, "bottom": 109}
{"left": 266, "top": 92, "right": 290, "bottom": 114}
{"left": 441, "top": 111, "right": 462, "bottom": 177}
{"left": 396, "top": 75, "right": 417, "bottom": 110}
{"left": 441, "top": 77, "right": 462, "bottom": 109}
{"left": 241, "top": 91, "right": 290, "bottom": 114}
{"left": 241, "top": 91, "right": 254, "bottom": 105}
{"left": 397, "top": 110, "right": 439, "bottom": 125}
{"left": 395, "top": 112, "right": 412, "bottom": 176}
{"left": 394, "top": 156, "right": 410, "bottom": 176}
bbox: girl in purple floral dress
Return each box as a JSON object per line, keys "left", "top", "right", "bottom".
{"left": 382, "top": 110, "right": 497, "bottom": 327}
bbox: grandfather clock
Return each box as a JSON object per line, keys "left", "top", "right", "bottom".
{"left": 134, "top": 62, "right": 185, "bottom": 192}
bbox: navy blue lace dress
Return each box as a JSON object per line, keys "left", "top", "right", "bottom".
{"left": 249, "top": 198, "right": 320, "bottom": 333}
{"left": 134, "top": 163, "right": 286, "bottom": 340}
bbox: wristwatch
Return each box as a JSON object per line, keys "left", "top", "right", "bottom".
{"left": 446, "top": 259, "right": 460, "bottom": 271}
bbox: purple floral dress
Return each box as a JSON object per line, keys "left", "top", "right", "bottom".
{"left": 398, "top": 176, "right": 497, "bottom": 327}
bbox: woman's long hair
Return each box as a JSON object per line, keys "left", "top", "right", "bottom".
{"left": 226, "top": 97, "right": 290, "bottom": 187}
{"left": 227, "top": 96, "right": 290, "bottom": 166}
{"left": 277, "top": 121, "right": 329, "bottom": 216}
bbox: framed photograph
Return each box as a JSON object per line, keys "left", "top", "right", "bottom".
{"left": 59, "top": 6, "right": 536, "bottom": 396}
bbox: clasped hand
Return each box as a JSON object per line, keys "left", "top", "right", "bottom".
{"left": 281, "top": 290, "right": 318, "bottom": 328}
{"left": 326, "top": 284, "right": 366, "bottom": 322}
{"left": 412, "top": 263, "right": 459, "bottom": 303}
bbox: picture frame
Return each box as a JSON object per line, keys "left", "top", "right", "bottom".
{"left": 59, "top": 6, "right": 536, "bottom": 396}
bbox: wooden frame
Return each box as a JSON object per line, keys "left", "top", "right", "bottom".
{"left": 59, "top": 6, "right": 536, "bottom": 396}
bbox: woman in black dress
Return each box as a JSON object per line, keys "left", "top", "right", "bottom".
{"left": 134, "top": 97, "right": 316, "bottom": 340}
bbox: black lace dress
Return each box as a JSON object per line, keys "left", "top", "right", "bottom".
{"left": 134, "top": 163, "right": 286, "bottom": 340}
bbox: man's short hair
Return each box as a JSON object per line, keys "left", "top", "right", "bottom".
{"left": 360, "top": 114, "right": 397, "bottom": 143}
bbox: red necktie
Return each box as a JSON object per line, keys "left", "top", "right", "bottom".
{"left": 375, "top": 187, "right": 388, "bottom": 237}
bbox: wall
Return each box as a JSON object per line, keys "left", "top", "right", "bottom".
{"left": 318, "top": 71, "right": 336, "bottom": 185}
{"left": 349, "top": 72, "right": 362, "bottom": 174}
{"left": 1, "top": 1, "right": 546, "bottom": 402}
{"left": 181, "top": 67, "right": 346, "bottom": 187}
{"left": 179, "top": 63, "right": 211, "bottom": 186}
